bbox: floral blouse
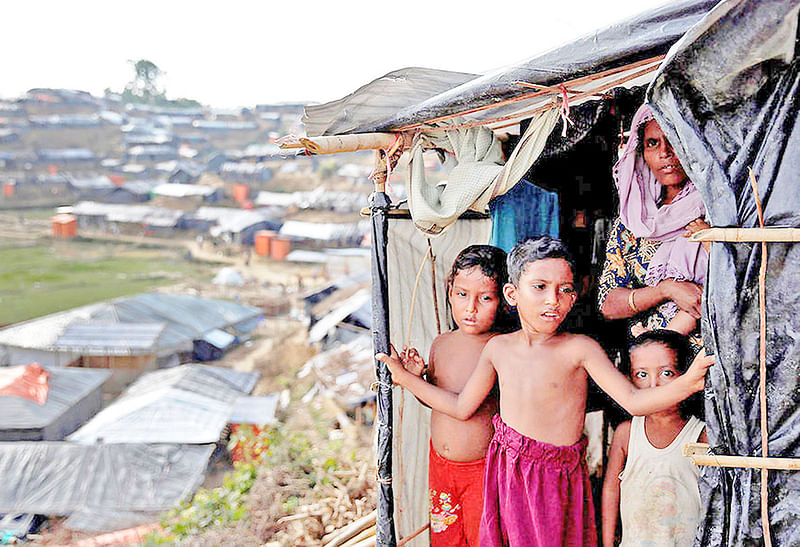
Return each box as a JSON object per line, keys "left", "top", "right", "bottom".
{"left": 598, "top": 217, "right": 673, "bottom": 335}
{"left": 598, "top": 217, "right": 703, "bottom": 350}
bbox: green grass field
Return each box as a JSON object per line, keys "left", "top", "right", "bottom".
{"left": 0, "top": 239, "right": 212, "bottom": 325}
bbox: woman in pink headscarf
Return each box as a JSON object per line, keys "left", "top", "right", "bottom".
{"left": 597, "top": 104, "right": 710, "bottom": 343}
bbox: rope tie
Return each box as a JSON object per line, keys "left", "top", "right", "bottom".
{"left": 559, "top": 84, "right": 575, "bottom": 137}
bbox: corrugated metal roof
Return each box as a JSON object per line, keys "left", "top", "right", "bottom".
{"left": 152, "top": 183, "right": 216, "bottom": 198}
{"left": 0, "top": 366, "right": 110, "bottom": 430}
{"left": 53, "top": 322, "right": 165, "bottom": 355}
{"left": 279, "top": 220, "right": 368, "bottom": 241}
{"left": 0, "top": 293, "right": 262, "bottom": 358}
{"left": 68, "top": 364, "right": 259, "bottom": 444}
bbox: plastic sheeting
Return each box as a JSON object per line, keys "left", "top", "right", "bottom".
{"left": 648, "top": 1, "right": 800, "bottom": 545}
{"left": 68, "top": 364, "right": 258, "bottom": 444}
{"left": 306, "top": 0, "right": 717, "bottom": 135}
{"left": 0, "top": 366, "right": 109, "bottom": 441}
{"left": 0, "top": 443, "right": 213, "bottom": 529}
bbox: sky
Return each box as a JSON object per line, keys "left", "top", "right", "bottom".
{"left": 1, "top": 0, "right": 676, "bottom": 109}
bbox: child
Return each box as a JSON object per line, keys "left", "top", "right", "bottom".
{"left": 601, "top": 330, "right": 707, "bottom": 547}
{"left": 401, "top": 244, "right": 513, "bottom": 547}
{"left": 377, "top": 236, "right": 713, "bottom": 547}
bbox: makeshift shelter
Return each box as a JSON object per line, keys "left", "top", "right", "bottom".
{"left": 0, "top": 365, "right": 110, "bottom": 441}
{"left": 68, "top": 363, "right": 259, "bottom": 444}
{"left": 0, "top": 443, "right": 213, "bottom": 532}
{"left": 0, "top": 293, "right": 263, "bottom": 369}
{"left": 289, "top": 1, "right": 800, "bottom": 545}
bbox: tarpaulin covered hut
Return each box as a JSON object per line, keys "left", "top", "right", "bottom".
{"left": 291, "top": 1, "right": 799, "bottom": 545}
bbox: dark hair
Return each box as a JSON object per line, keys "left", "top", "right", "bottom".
{"left": 507, "top": 236, "right": 575, "bottom": 286}
{"left": 636, "top": 121, "right": 648, "bottom": 156}
{"left": 621, "top": 330, "right": 703, "bottom": 419}
{"left": 447, "top": 245, "right": 517, "bottom": 333}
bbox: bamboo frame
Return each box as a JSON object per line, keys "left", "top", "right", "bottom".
{"left": 683, "top": 443, "right": 800, "bottom": 471}
{"left": 689, "top": 227, "right": 800, "bottom": 242}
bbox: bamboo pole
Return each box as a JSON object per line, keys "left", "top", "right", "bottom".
{"left": 683, "top": 443, "right": 800, "bottom": 471}
{"left": 394, "top": 54, "right": 665, "bottom": 131}
{"left": 340, "top": 525, "right": 377, "bottom": 547}
{"left": 281, "top": 133, "right": 400, "bottom": 155}
{"left": 397, "top": 523, "right": 429, "bottom": 546}
{"left": 748, "top": 168, "right": 772, "bottom": 547}
{"left": 322, "top": 511, "right": 377, "bottom": 547}
{"left": 689, "top": 227, "right": 800, "bottom": 242}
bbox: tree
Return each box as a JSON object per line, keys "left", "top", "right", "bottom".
{"left": 123, "top": 59, "right": 166, "bottom": 104}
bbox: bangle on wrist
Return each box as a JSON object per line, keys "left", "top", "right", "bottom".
{"left": 628, "top": 289, "right": 639, "bottom": 314}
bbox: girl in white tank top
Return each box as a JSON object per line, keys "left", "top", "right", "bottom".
{"left": 601, "top": 330, "right": 708, "bottom": 547}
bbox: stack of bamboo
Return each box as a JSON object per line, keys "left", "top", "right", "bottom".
{"left": 322, "top": 511, "right": 377, "bottom": 547}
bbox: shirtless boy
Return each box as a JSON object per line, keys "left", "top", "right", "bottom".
{"left": 378, "top": 236, "right": 713, "bottom": 547}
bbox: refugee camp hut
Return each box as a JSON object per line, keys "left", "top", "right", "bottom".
{"left": 68, "top": 364, "right": 259, "bottom": 445}
{"left": 200, "top": 208, "right": 283, "bottom": 245}
{"left": 37, "top": 148, "right": 95, "bottom": 165}
{"left": 289, "top": 1, "right": 766, "bottom": 544}
{"left": 126, "top": 145, "right": 177, "bottom": 163}
{"left": 0, "top": 364, "right": 110, "bottom": 441}
{"left": 151, "top": 182, "right": 224, "bottom": 205}
{"left": 308, "top": 287, "right": 371, "bottom": 347}
{"left": 100, "top": 180, "right": 158, "bottom": 204}
{"left": 220, "top": 161, "right": 274, "bottom": 183}
{"left": 52, "top": 322, "right": 165, "bottom": 392}
{"left": 278, "top": 220, "right": 368, "bottom": 249}
{"left": 0, "top": 293, "right": 263, "bottom": 371}
{"left": 0, "top": 442, "right": 214, "bottom": 533}
{"left": 168, "top": 163, "right": 202, "bottom": 184}
{"left": 66, "top": 175, "right": 116, "bottom": 200}
{"left": 71, "top": 201, "right": 187, "bottom": 236}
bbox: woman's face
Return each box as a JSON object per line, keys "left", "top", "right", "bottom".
{"left": 642, "top": 120, "right": 688, "bottom": 189}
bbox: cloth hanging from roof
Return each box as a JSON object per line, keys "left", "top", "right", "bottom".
{"left": 489, "top": 179, "right": 559, "bottom": 252}
{"left": 0, "top": 364, "right": 50, "bottom": 405}
{"left": 648, "top": 0, "right": 800, "bottom": 545}
{"left": 406, "top": 109, "right": 559, "bottom": 236}
{"left": 387, "top": 216, "right": 492, "bottom": 546}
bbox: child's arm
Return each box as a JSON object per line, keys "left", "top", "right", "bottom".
{"left": 376, "top": 341, "right": 497, "bottom": 420}
{"left": 665, "top": 309, "right": 697, "bottom": 335}
{"left": 578, "top": 336, "right": 713, "bottom": 416}
{"left": 601, "top": 421, "right": 630, "bottom": 547}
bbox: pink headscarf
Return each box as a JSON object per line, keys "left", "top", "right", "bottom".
{"left": 613, "top": 104, "right": 707, "bottom": 286}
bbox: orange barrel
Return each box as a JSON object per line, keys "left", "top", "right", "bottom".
{"left": 254, "top": 230, "right": 274, "bottom": 256}
{"left": 270, "top": 236, "right": 291, "bottom": 260}
{"left": 233, "top": 183, "right": 250, "bottom": 202}
{"left": 3, "top": 183, "right": 14, "bottom": 197}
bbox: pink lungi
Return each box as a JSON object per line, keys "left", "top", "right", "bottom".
{"left": 479, "top": 414, "right": 597, "bottom": 547}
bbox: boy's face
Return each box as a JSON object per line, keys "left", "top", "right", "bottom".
{"left": 630, "top": 343, "right": 681, "bottom": 389}
{"left": 503, "top": 258, "right": 576, "bottom": 335}
{"left": 448, "top": 266, "right": 499, "bottom": 335}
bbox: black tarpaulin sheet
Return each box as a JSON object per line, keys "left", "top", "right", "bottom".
{"left": 333, "top": 0, "right": 717, "bottom": 134}
{"left": 648, "top": 0, "right": 800, "bottom": 544}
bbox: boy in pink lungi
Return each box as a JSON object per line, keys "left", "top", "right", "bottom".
{"left": 378, "top": 236, "right": 713, "bottom": 546}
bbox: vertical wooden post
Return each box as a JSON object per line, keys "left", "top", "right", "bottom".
{"left": 371, "top": 151, "right": 397, "bottom": 546}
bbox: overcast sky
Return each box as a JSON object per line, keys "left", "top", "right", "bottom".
{"left": 2, "top": 0, "right": 676, "bottom": 108}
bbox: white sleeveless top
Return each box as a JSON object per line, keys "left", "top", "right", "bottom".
{"left": 619, "top": 415, "right": 705, "bottom": 547}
